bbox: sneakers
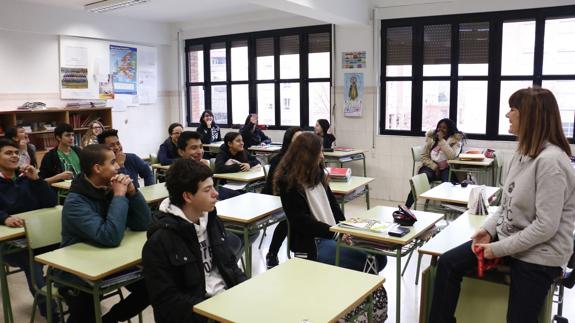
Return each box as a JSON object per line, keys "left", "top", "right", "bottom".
{"left": 266, "top": 253, "right": 279, "bottom": 269}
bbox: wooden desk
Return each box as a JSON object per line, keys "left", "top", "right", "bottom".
{"left": 419, "top": 182, "right": 501, "bottom": 205}
{"left": 330, "top": 206, "right": 443, "bottom": 323}
{"left": 329, "top": 176, "right": 374, "bottom": 212}
{"left": 0, "top": 206, "right": 62, "bottom": 323}
{"left": 448, "top": 157, "right": 496, "bottom": 186}
{"left": 35, "top": 231, "right": 146, "bottom": 323}
{"left": 194, "top": 258, "right": 385, "bottom": 323}
{"left": 324, "top": 149, "right": 367, "bottom": 176}
{"left": 216, "top": 193, "right": 284, "bottom": 278}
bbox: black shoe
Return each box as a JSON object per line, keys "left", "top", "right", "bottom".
{"left": 563, "top": 271, "right": 575, "bottom": 289}
{"left": 266, "top": 253, "right": 279, "bottom": 269}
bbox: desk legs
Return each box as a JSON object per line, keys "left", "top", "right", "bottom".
{"left": 93, "top": 284, "right": 103, "bottom": 323}
{"left": 0, "top": 245, "right": 14, "bottom": 323}
{"left": 395, "top": 248, "right": 401, "bottom": 323}
{"left": 243, "top": 228, "right": 253, "bottom": 279}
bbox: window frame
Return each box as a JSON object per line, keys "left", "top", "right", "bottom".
{"left": 380, "top": 5, "right": 575, "bottom": 142}
{"left": 185, "top": 24, "right": 332, "bottom": 130}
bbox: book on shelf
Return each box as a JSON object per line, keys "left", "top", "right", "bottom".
{"left": 327, "top": 167, "right": 351, "bottom": 182}
{"left": 337, "top": 218, "right": 393, "bottom": 233}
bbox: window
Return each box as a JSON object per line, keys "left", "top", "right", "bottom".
{"left": 380, "top": 5, "right": 575, "bottom": 142}
{"left": 185, "top": 25, "right": 331, "bottom": 128}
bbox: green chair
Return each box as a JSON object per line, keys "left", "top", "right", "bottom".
{"left": 411, "top": 146, "right": 425, "bottom": 176}
{"left": 409, "top": 173, "right": 431, "bottom": 211}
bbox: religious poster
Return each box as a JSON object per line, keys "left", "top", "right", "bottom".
{"left": 344, "top": 73, "right": 364, "bottom": 117}
{"left": 110, "top": 45, "right": 137, "bottom": 95}
{"left": 342, "top": 51, "right": 367, "bottom": 69}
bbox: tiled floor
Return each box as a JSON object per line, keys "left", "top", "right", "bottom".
{"left": 2, "top": 197, "right": 574, "bottom": 322}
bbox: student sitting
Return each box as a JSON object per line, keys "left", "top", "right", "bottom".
{"left": 80, "top": 120, "right": 104, "bottom": 148}
{"left": 405, "top": 118, "right": 463, "bottom": 208}
{"left": 239, "top": 113, "right": 271, "bottom": 149}
{"left": 196, "top": 110, "right": 221, "bottom": 144}
{"left": 59, "top": 144, "right": 150, "bottom": 323}
{"left": 0, "top": 138, "right": 58, "bottom": 320}
{"left": 5, "top": 126, "right": 37, "bottom": 167}
{"left": 142, "top": 158, "right": 247, "bottom": 323}
{"left": 97, "top": 129, "right": 155, "bottom": 188}
{"left": 215, "top": 132, "right": 260, "bottom": 173}
{"left": 314, "top": 119, "right": 336, "bottom": 149}
{"left": 158, "top": 122, "right": 183, "bottom": 165}
{"left": 39, "top": 123, "right": 82, "bottom": 184}
{"left": 262, "top": 126, "right": 302, "bottom": 268}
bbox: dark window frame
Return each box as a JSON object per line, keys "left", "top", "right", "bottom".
{"left": 185, "top": 24, "right": 332, "bottom": 130}
{"left": 380, "top": 5, "right": 575, "bottom": 142}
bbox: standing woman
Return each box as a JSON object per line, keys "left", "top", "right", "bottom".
{"left": 80, "top": 120, "right": 104, "bottom": 148}
{"left": 240, "top": 113, "right": 271, "bottom": 149}
{"left": 215, "top": 132, "right": 260, "bottom": 173}
{"left": 429, "top": 87, "right": 575, "bottom": 323}
{"left": 405, "top": 118, "right": 463, "bottom": 208}
{"left": 314, "top": 119, "right": 336, "bottom": 149}
{"left": 196, "top": 110, "right": 221, "bottom": 144}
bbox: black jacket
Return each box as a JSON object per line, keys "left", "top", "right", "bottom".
{"left": 0, "top": 173, "right": 57, "bottom": 224}
{"left": 214, "top": 144, "right": 260, "bottom": 173}
{"left": 239, "top": 122, "right": 271, "bottom": 149}
{"left": 39, "top": 146, "right": 82, "bottom": 180}
{"left": 262, "top": 153, "right": 282, "bottom": 195}
{"left": 196, "top": 124, "right": 221, "bottom": 144}
{"left": 157, "top": 138, "right": 179, "bottom": 166}
{"left": 277, "top": 175, "right": 345, "bottom": 259}
{"left": 142, "top": 210, "right": 246, "bottom": 323}
{"left": 322, "top": 134, "right": 336, "bottom": 149}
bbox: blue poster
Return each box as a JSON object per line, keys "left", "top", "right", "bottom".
{"left": 110, "top": 45, "right": 137, "bottom": 95}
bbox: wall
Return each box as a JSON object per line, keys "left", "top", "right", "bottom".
{"left": 0, "top": 0, "right": 178, "bottom": 157}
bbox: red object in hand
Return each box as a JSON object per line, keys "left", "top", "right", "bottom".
{"left": 473, "top": 245, "right": 501, "bottom": 278}
{"left": 256, "top": 124, "right": 267, "bottom": 130}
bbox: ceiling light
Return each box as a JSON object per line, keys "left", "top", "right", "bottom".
{"left": 85, "top": 0, "right": 150, "bottom": 13}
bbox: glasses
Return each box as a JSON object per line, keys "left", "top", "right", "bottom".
{"left": 92, "top": 126, "right": 103, "bottom": 129}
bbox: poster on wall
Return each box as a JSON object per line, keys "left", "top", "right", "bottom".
{"left": 344, "top": 73, "right": 364, "bottom": 117}
{"left": 99, "top": 74, "right": 115, "bottom": 100}
{"left": 110, "top": 45, "right": 137, "bottom": 95}
{"left": 60, "top": 68, "right": 88, "bottom": 89}
{"left": 342, "top": 51, "right": 367, "bottom": 69}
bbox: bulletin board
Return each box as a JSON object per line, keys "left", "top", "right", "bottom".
{"left": 59, "top": 36, "right": 157, "bottom": 105}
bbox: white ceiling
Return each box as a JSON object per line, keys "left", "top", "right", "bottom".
{"left": 14, "top": 0, "right": 272, "bottom": 23}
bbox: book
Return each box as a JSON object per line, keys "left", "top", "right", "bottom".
{"left": 327, "top": 167, "right": 351, "bottom": 179}
{"left": 338, "top": 218, "right": 392, "bottom": 233}
{"left": 459, "top": 153, "right": 485, "bottom": 161}
{"left": 334, "top": 147, "right": 355, "bottom": 152}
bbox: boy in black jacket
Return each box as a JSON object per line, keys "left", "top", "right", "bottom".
{"left": 142, "top": 158, "right": 246, "bottom": 323}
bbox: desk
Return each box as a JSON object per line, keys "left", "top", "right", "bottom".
{"left": 329, "top": 176, "right": 374, "bottom": 212}
{"left": 35, "top": 231, "right": 146, "bottom": 323}
{"left": 214, "top": 167, "right": 266, "bottom": 192}
{"left": 194, "top": 258, "right": 385, "bottom": 323}
{"left": 216, "top": 193, "right": 283, "bottom": 278}
{"left": 151, "top": 163, "right": 169, "bottom": 183}
{"left": 204, "top": 141, "right": 224, "bottom": 154}
{"left": 330, "top": 206, "right": 443, "bottom": 323}
{"left": 448, "top": 157, "right": 496, "bottom": 186}
{"left": 324, "top": 149, "right": 367, "bottom": 177}
{"left": 248, "top": 144, "right": 282, "bottom": 154}
{"left": 50, "top": 181, "right": 168, "bottom": 206}
{"left": 51, "top": 180, "right": 72, "bottom": 203}
{"left": 0, "top": 206, "right": 62, "bottom": 323}
{"left": 419, "top": 182, "right": 501, "bottom": 205}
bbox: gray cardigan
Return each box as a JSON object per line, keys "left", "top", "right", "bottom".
{"left": 482, "top": 143, "right": 575, "bottom": 267}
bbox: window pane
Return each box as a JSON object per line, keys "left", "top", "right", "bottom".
{"left": 189, "top": 86, "right": 205, "bottom": 123}
{"left": 459, "top": 22, "right": 489, "bottom": 76}
{"left": 422, "top": 81, "right": 450, "bottom": 131}
{"left": 498, "top": 80, "right": 533, "bottom": 135}
{"left": 501, "top": 21, "right": 535, "bottom": 76}
{"left": 543, "top": 18, "right": 575, "bottom": 75}
{"left": 309, "top": 82, "right": 330, "bottom": 127}
{"left": 231, "top": 84, "right": 249, "bottom": 124}
{"left": 210, "top": 42, "right": 226, "bottom": 82}
{"left": 280, "top": 83, "right": 300, "bottom": 126}
{"left": 188, "top": 45, "right": 203, "bottom": 82}
{"left": 542, "top": 80, "right": 575, "bottom": 138}
{"left": 211, "top": 85, "right": 227, "bottom": 124}
{"left": 280, "top": 35, "right": 299, "bottom": 79}
{"left": 423, "top": 24, "right": 451, "bottom": 76}
{"left": 385, "top": 81, "right": 411, "bottom": 130}
{"left": 386, "top": 26, "right": 412, "bottom": 77}
{"left": 256, "top": 38, "right": 274, "bottom": 80}
{"left": 231, "top": 40, "right": 248, "bottom": 81}
{"left": 457, "top": 81, "right": 487, "bottom": 134}
{"left": 309, "top": 33, "right": 330, "bottom": 78}
{"left": 257, "top": 84, "right": 275, "bottom": 126}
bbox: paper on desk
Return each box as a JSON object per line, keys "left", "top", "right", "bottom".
{"left": 222, "top": 181, "right": 247, "bottom": 190}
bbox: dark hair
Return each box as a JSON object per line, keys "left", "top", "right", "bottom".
{"left": 168, "top": 122, "right": 183, "bottom": 135}
{"left": 244, "top": 114, "right": 257, "bottom": 125}
{"left": 509, "top": 87, "right": 571, "bottom": 157}
{"left": 432, "top": 118, "right": 461, "bottom": 149}
{"left": 280, "top": 127, "right": 302, "bottom": 155}
{"left": 316, "top": 119, "right": 330, "bottom": 135}
{"left": 224, "top": 132, "right": 241, "bottom": 147}
{"left": 80, "top": 144, "right": 112, "bottom": 176}
{"left": 0, "top": 138, "right": 18, "bottom": 150}
{"left": 199, "top": 111, "right": 216, "bottom": 128}
{"left": 273, "top": 132, "right": 326, "bottom": 193}
{"left": 166, "top": 158, "right": 213, "bottom": 208}
{"left": 54, "top": 123, "right": 74, "bottom": 139}
{"left": 177, "top": 131, "right": 203, "bottom": 150}
{"left": 97, "top": 129, "right": 119, "bottom": 144}
{"left": 4, "top": 126, "right": 21, "bottom": 140}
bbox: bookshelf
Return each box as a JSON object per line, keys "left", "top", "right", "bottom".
{"left": 0, "top": 107, "right": 112, "bottom": 160}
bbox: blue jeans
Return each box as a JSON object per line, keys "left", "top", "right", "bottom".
{"left": 315, "top": 238, "right": 387, "bottom": 273}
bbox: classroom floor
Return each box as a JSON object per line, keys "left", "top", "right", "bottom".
{"left": 3, "top": 197, "right": 574, "bottom": 322}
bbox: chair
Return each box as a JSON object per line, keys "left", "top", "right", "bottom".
{"left": 411, "top": 146, "right": 424, "bottom": 176}
{"left": 409, "top": 173, "right": 431, "bottom": 211}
